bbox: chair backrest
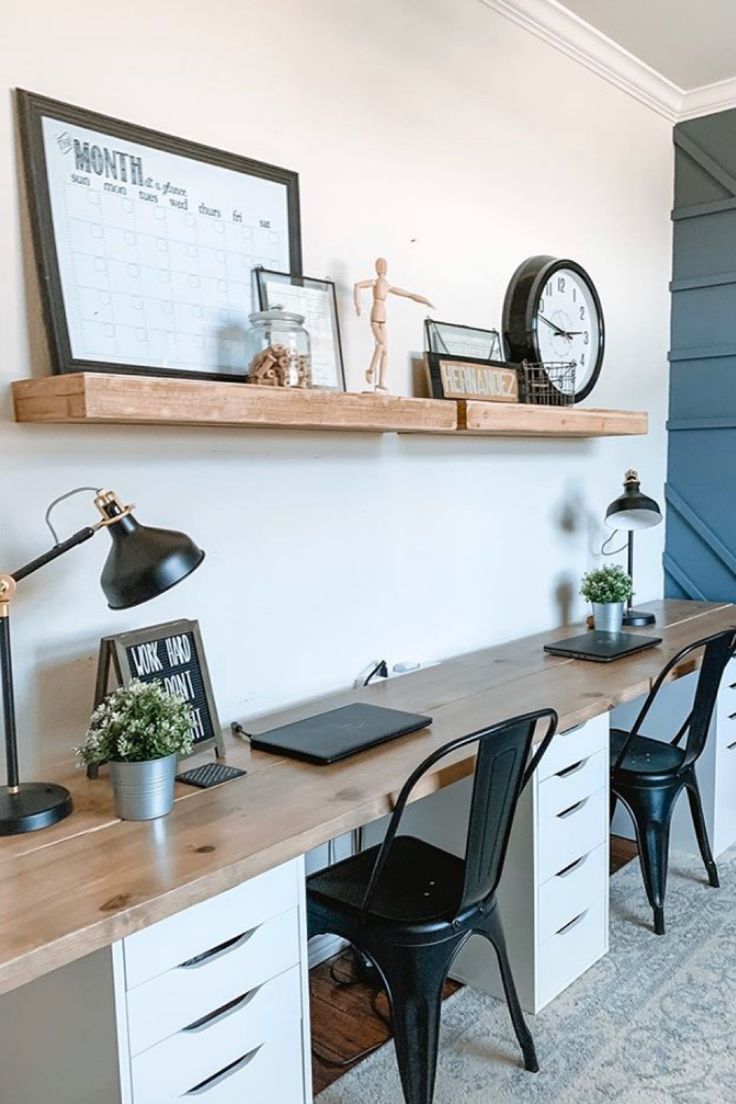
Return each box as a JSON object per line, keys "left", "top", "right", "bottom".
{"left": 359, "top": 708, "right": 558, "bottom": 922}
{"left": 622, "top": 627, "right": 736, "bottom": 771}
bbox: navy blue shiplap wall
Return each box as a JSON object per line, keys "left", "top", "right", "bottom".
{"left": 666, "top": 110, "right": 736, "bottom": 600}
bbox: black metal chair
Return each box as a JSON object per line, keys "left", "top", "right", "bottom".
{"left": 610, "top": 627, "right": 736, "bottom": 936}
{"left": 307, "top": 708, "right": 558, "bottom": 1104}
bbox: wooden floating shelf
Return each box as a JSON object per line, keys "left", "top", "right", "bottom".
{"left": 11, "top": 374, "right": 648, "bottom": 438}
{"left": 457, "top": 399, "right": 647, "bottom": 437}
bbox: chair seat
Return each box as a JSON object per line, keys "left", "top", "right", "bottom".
{"left": 610, "top": 728, "right": 687, "bottom": 778}
{"left": 307, "top": 836, "right": 464, "bottom": 923}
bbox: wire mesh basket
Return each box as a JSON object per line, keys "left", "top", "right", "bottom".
{"left": 517, "top": 360, "right": 576, "bottom": 406}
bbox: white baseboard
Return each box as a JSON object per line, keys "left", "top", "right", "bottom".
{"left": 308, "top": 933, "right": 348, "bottom": 969}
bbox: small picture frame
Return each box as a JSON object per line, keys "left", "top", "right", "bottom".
{"left": 256, "top": 267, "right": 346, "bottom": 390}
{"left": 93, "top": 619, "right": 224, "bottom": 764}
{"left": 424, "top": 318, "right": 503, "bottom": 362}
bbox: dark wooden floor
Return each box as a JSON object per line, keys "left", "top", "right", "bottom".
{"left": 309, "top": 835, "right": 638, "bottom": 1096}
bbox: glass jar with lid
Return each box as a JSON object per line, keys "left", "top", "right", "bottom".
{"left": 245, "top": 307, "right": 312, "bottom": 388}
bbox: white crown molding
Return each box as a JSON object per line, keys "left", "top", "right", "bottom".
{"left": 478, "top": 0, "right": 682, "bottom": 121}
{"left": 479, "top": 0, "right": 736, "bottom": 123}
{"left": 680, "top": 77, "right": 736, "bottom": 121}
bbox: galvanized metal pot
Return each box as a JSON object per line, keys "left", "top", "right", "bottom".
{"left": 592, "top": 601, "right": 625, "bottom": 633}
{"left": 110, "top": 753, "right": 177, "bottom": 821}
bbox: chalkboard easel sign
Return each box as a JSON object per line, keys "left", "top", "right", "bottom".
{"left": 93, "top": 619, "right": 224, "bottom": 761}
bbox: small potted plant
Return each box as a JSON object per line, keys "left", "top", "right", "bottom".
{"left": 76, "top": 680, "right": 193, "bottom": 820}
{"left": 580, "top": 564, "right": 633, "bottom": 633}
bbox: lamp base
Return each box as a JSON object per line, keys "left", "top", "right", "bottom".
{"left": 0, "top": 782, "right": 73, "bottom": 835}
{"left": 623, "top": 609, "right": 656, "bottom": 628}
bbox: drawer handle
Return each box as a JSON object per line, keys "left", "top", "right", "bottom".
{"left": 554, "top": 853, "right": 588, "bottom": 879}
{"left": 728, "top": 712, "right": 736, "bottom": 722}
{"left": 727, "top": 740, "right": 736, "bottom": 752}
{"left": 179, "top": 927, "right": 256, "bottom": 970}
{"left": 184, "top": 985, "right": 261, "bottom": 1033}
{"left": 555, "top": 758, "right": 588, "bottom": 779}
{"left": 556, "top": 909, "right": 588, "bottom": 937}
{"left": 557, "top": 797, "right": 588, "bottom": 820}
{"left": 185, "top": 1045, "right": 262, "bottom": 1096}
{"left": 559, "top": 723, "right": 584, "bottom": 737}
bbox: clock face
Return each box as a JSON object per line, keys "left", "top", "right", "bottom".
{"left": 534, "top": 267, "right": 601, "bottom": 396}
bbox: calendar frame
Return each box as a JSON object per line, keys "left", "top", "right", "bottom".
{"left": 17, "top": 89, "right": 302, "bottom": 382}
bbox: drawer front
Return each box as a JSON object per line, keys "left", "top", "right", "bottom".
{"left": 124, "top": 860, "right": 298, "bottom": 991}
{"left": 714, "top": 736, "right": 736, "bottom": 853}
{"left": 718, "top": 712, "right": 736, "bottom": 750}
{"left": 127, "top": 908, "right": 300, "bottom": 1056}
{"left": 131, "top": 967, "right": 302, "bottom": 1104}
{"left": 172, "top": 1023, "right": 303, "bottom": 1103}
{"left": 537, "top": 843, "right": 606, "bottom": 945}
{"left": 537, "top": 714, "right": 608, "bottom": 782}
{"left": 537, "top": 786, "right": 607, "bottom": 884}
{"left": 537, "top": 891, "right": 606, "bottom": 1009}
{"left": 717, "top": 660, "right": 736, "bottom": 726}
{"left": 538, "top": 749, "right": 607, "bottom": 825}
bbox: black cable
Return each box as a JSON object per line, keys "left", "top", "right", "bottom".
{"left": 230, "top": 721, "right": 251, "bottom": 741}
{"left": 311, "top": 950, "right": 392, "bottom": 1070}
{"left": 601, "top": 528, "right": 628, "bottom": 557}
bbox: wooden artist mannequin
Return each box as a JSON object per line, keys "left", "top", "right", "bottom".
{"left": 354, "top": 257, "right": 433, "bottom": 392}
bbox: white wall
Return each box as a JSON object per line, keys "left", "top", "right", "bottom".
{"left": 0, "top": 0, "right": 673, "bottom": 775}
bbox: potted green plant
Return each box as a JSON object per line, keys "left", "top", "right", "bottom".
{"left": 76, "top": 680, "right": 194, "bottom": 820}
{"left": 580, "top": 564, "right": 633, "bottom": 633}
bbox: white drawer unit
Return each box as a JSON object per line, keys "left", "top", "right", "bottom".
{"left": 0, "top": 857, "right": 312, "bottom": 1104}
{"left": 612, "top": 664, "right": 736, "bottom": 859}
{"left": 115, "top": 857, "right": 311, "bottom": 1103}
{"left": 395, "top": 711, "right": 610, "bottom": 1013}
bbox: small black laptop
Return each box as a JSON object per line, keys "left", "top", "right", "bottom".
{"left": 250, "top": 703, "right": 432, "bottom": 765}
{"left": 544, "top": 631, "right": 662, "bottom": 663}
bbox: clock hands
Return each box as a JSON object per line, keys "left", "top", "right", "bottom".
{"left": 538, "top": 314, "right": 583, "bottom": 340}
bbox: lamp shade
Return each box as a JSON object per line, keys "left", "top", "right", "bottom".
{"left": 605, "top": 470, "right": 662, "bottom": 533}
{"left": 100, "top": 507, "right": 204, "bottom": 610}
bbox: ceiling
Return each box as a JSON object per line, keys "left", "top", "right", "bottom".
{"left": 559, "top": 0, "right": 736, "bottom": 90}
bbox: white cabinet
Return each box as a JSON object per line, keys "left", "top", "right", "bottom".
{"left": 611, "top": 658, "right": 736, "bottom": 858}
{"left": 0, "top": 857, "right": 312, "bottom": 1104}
{"left": 386, "top": 713, "right": 610, "bottom": 1014}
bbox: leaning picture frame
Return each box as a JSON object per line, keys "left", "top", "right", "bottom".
{"left": 17, "top": 89, "right": 302, "bottom": 382}
{"left": 255, "top": 267, "right": 346, "bottom": 390}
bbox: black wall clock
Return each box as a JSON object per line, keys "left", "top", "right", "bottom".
{"left": 502, "top": 255, "right": 605, "bottom": 402}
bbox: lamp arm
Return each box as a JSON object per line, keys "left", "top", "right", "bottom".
{"left": 11, "top": 526, "right": 97, "bottom": 583}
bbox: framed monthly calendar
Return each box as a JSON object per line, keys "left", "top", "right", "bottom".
{"left": 17, "top": 89, "right": 302, "bottom": 381}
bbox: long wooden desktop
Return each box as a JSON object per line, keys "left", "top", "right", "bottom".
{"left": 0, "top": 599, "right": 734, "bottom": 1103}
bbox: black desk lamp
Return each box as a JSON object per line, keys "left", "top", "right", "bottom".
{"left": 0, "top": 489, "right": 204, "bottom": 835}
{"left": 605, "top": 470, "right": 662, "bottom": 627}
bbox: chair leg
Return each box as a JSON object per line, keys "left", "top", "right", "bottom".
{"left": 364, "top": 936, "right": 459, "bottom": 1104}
{"left": 481, "top": 908, "right": 538, "bottom": 1072}
{"left": 616, "top": 785, "right": 678, "bottom": 936}
{"left": 686, "top": 776, "right": 720, "bottom": 888}
{"left": 610, "top": 792, "right": 619, "bottom": 824}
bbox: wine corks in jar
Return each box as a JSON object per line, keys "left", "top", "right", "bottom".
{"left": 245, "top": 308, "right": 312, "bottom": 388}
{"left": 248, "top": 343, "right": 312, "bottom": 388}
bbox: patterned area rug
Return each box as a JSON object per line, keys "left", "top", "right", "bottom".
{"left": 318, "top": 849, "right": 736, "bottom": 1102}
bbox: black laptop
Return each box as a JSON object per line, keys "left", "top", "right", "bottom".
{"left": 544, "top": 630, "right": 662, "bottom": 663}
{"left": 249, "top": 703, "right": 432, "bottom": 764}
